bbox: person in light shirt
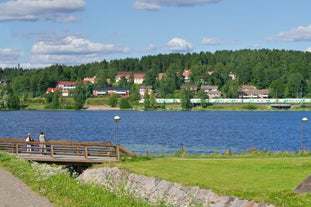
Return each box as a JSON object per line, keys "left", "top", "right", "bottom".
{"left": 25, "top": 133, "right": 33, "bottom": 152}
{"left": 39, "top": 132, "right": 46, "bottom": 154}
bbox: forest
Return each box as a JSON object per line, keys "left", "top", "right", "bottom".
{"left": 0, "top": 49, "right": 311, "bottom": 109}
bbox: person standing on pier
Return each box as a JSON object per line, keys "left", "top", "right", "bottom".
{"left": 39, "top": 132, "right": 46, "bottom": 154}
{"left": 25, "top": 133, "right": 33, "bottom": 152}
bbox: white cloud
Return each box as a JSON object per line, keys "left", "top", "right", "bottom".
{"left": 146, "top": 43, "right": 158, "bottom": 52}
{"left": 27, "top": 35, "right": 131, "bottom": 67}
{"left": 307, "top": 47, "right": 311, "bottom": 52}
{"left": 134, "top": 0, "right": 222, "bottom": 10}
{"left": 29, "top": 54, "right": 100, "bottom": 67}
{"left": 0, "top": 0, "right": 85, "bottom": 22}
{"left": 31, "top": 36, "right": 130, "bottom": 55}
{"left": 0, "top": 48, "right": 22, "bottom": 66}
{"left": 166, "top": 37, "right": 193, "bottom": 52}
{"left": 267, "top": 24, "right": 311, "bottom": 42}
{"left": 201, "top": 37, "right": 223, "bottom": 45}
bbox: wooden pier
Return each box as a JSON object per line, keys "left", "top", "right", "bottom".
{"left": 0, "top": 138, "right": 137, "bottom": 167}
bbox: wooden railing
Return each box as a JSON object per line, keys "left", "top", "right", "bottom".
{"left": 0, "top": 138, "right": 120, "bottom": 161}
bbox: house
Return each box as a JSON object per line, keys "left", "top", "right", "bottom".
{"left": 239, "top": 85, "right": 269, "bottom": 99}
{"left": 55, "top": 80, "right": 90, "bottom": 96}
{"left": 56, "top": 81, "right": 77, "bottom": 96}
{"left": 158, "top": 73, "right": 164, "bottom": 80}
{"left": 115, "top": 72, "right": 145, "bottom": 84}
{"left": 83, "top": 77, "right": 96, "bottom": 84}
{"left": 45, "top": 87, "right": 61, "bottom": 94}
{"left": 182, "top": 69, "right": 191, "bottom": 82}
{"left": 133, "top": 73, "right": 145, "bottom": 84}
{"left": 139, "top": 86, "right": 153, "bottom": 98}
{"left": 57, "top": 81, "right": 77, "bottom": 91}
{"left": 229, "top": 72, "right": 236, "bottom": 80}
{"left": 180, "top": 84, "right": 198, "bottom": 92}
{"left": 208, "top": 71, "right": 214, "bottom": 75}
{"left": 201, "top": 85, "right": 222, "bottom": 99}
{"left": 241, "top": 85, "right": 257, "bottom": 91}
{"left": 115, "top": 72, "right": 130, "bottom": 83}
{"left": 0, "top": 80, "right": 11, "bottom": 84}
{"left": 92, "top": 87, "right": 130, "bottom": 97}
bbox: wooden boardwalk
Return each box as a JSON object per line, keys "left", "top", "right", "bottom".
{"left": 0, "top": 138, "right": 137, "bottom": 167}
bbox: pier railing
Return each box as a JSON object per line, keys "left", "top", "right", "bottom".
{"left": 0, "top": 138, "right": 120, "bottom": 162}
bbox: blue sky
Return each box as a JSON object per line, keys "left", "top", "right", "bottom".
{"left": 0, "top": 0, "right": 311, "bottom": 69}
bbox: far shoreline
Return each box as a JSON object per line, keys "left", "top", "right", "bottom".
{"left": 82, "top": 103, "right": 311, "bottom": 111}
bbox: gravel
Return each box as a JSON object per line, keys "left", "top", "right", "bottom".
{"left": 0, "top": 168, "right": 53, "bottom": 207}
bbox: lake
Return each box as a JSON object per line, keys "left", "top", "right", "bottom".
{"left": 1, "top": 110, "right": 311, "bottom": 155}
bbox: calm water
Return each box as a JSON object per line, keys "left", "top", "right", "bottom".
{"left": 1, "top": 110, "right": 311, "bottom": 155}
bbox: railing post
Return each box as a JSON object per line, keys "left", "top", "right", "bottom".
{"left": 84, "top": 146, "right": 88, "bottom": 158}
{"left": 15, "top": 143, "right": 19, "bottom": 155}
{"left": 116, "top": 144, "right": 120, "bottom": 161}
{"left": 50, "top": 144, "right": 54, "bottom": 157}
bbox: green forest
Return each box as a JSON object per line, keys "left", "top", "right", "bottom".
{"left": 1, "top": 49, "right": 311, "bottom": 110}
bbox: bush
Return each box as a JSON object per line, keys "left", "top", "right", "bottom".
{"left": 120, "top": 98, "right": 131, "bottom": 109}
{"left": 243, "top": 104, "right": 257, "bottom": 110}
{"left": 109, "top": 95, "right": 118, "bottom": 107}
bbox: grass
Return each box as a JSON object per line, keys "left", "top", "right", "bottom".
{"left": 0, "top": 152, "right": 161, "bottom": 207}
{"left": 121, "top": 156, "right": 311, "bottom": 206}
{"left": 3, "top": 150, "right": 311, "bottom": 207}
{"left": 85, "top": 97, "right": 110, "bottom": 105}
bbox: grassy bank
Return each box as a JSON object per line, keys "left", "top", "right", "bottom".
{"left": 2, "top": 152, "right": 311, "bottom": 206}
{"left": 121, "top": 156, "right": 311, "bottom": 207}
{"left": 0, "top": 152, "right": 160, "bottom": 207}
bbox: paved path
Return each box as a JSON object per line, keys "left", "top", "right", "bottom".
{"left": 0, "top": 168, "right": 53, "bottom": 207}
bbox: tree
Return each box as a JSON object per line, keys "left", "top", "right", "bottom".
{"left": 222, "top": 80, "right": 240, "bottom": 98}
{"left": 270, "top": 79, "right": 285, "bottom": 98}
{"left": 8, "top": 94, "right": 20, "bottom": 110}
{"left": 150, "top": 90, "right": 156, "bottom": 109}
{"left": 160, "top": 63, "right": 179, "bottom": 96}
{"left": 108, "top": 94, "right": 118, "bottom": 107}
{"left": 129, "top": 85, "right": 140, "bottom": 102}
{"left": 0, "top": 82, "right": 10, "bottom": 109}
{"left": 143, "top": 90, "right": 150, "bottom": 110}
{"left": 286, "top": 73, "right": 304, "bottom": 98}
{"left": 118, "top": 76, "right": 128, "bottom": 88}
{"left": 72, "top": 81, "right": 86, "bottom": 109}
{"left": 51, "top": 91, "right": 61, "bottom": 109}
{"left": 181, "top": 87, "right": 193, "bottom": 110}
{"left": 252, "top": 62, "right": 265, "bottom": 88}
{"left": 198, "top": 89, "right": 208, "bottom": 108}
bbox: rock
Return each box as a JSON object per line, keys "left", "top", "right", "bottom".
{"left": 294, "top": 174, "right": 311, "bottom": 194}
{"left": 78, "top": 167, "right": 275, "bottom": 207}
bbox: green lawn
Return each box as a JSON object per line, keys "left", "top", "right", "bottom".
{"left": 122, "top": 157, "right": 311, "bottom": 206}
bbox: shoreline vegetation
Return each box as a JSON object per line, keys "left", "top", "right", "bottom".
{"left": 10, "top": 96, "right": 311, "bottom": 111}
{"left": 1, "top": 151, "right": 311, "bottom": 206}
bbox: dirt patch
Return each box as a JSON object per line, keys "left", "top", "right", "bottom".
{"left": 84, "top": 105, "right": 120, "bottom": 110}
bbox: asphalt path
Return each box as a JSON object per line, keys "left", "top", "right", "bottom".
{"left": 0, "top": 168, "right": 53, "bottom": 207}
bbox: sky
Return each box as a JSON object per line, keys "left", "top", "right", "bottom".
{"left": 0, "top": 0, "right": 311, "bottom": 69}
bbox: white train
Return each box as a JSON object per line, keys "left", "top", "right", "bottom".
{"left": 145, "top": 98, "right": 311, "bottom": 104}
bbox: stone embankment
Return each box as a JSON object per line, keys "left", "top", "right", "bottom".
{"left": 78, "top": 167, "right": 275, "bottom": 207}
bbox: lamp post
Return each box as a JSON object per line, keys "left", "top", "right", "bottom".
{"left": 114, "top": 115, "right": 121, "bottom": 145}
{"left": 301, "top": 117, "right": 308, "bottom": 152}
